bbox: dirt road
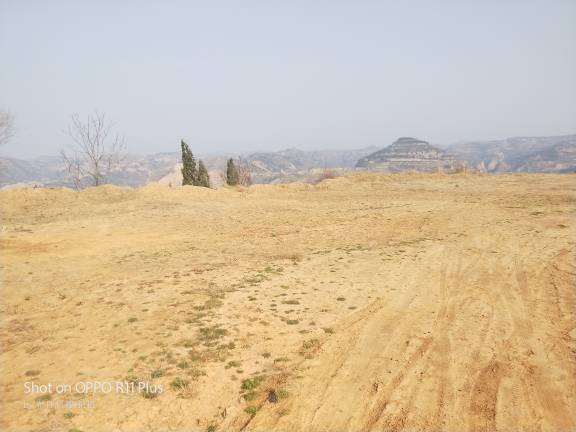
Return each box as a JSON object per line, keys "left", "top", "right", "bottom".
{"left": 1, "top": 173, "right": 575, "bottom": 431}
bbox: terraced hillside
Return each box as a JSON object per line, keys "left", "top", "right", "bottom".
{"left": 356, "top": 137, "right": 460, "bottom": 172}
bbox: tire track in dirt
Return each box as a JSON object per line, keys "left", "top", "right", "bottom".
{"left": 469, "top": 360, "right": 504, "bottom": 432}
{"left": 362, "top": 336, "right": 434, "bottom": 431}
{"left": 466, "top": 238, "right": 576, "bottom": 432}
{"left": 364, "top": 250, "right": 457, "bottom": 431}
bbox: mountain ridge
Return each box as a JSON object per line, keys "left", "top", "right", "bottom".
{"left": 1, "top": 134, "right": 574, "bottom": 188}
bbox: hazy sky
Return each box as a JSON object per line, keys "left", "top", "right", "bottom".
{"left": 1, "top": 0, "right": 575, "bottom": 158}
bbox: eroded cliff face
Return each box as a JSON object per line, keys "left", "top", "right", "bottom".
{"left": 447, "top": 135, "right": 576, "bottom": 173}
{"left": 356, "top": 137, "right": 460, "bottom": 172}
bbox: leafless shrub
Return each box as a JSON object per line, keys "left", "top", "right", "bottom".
{"left": 236, "top": 160, "right": 253, "bottom": 186}
{"left": 61, "top": 112, "right": 126, "bottom": 189}
{"left": 313, "top": 168, "right": 337, "bottom": 184}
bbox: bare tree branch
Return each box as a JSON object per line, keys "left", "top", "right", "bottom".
{"left": 61, "top": 111, "right": 126, "bottom": 188}
{"left": 0, "top": 110, "right": 15, "bottom": 146}
{"left": 60, "top": 149, "right": 84, "bottom": 190}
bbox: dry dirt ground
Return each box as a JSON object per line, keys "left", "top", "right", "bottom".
{"left": 1, "top": 173, "right": 575, "bottom": 432}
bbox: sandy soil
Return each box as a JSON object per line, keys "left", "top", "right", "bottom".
{"left": 1, "top": 172, "right": 575, "bottom": 432}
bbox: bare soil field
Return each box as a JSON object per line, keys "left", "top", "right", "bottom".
{"left": 1, "top": 172, "right": 575, "bottom": 432}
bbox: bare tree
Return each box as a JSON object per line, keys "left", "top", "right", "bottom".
{"left": 0, "top": 110, "right": 15, "bottom": 146}
{"left": 236, "top": 159, "right": 253, "bottom": 186}
{"left": 61, "top": 112, "right": 126, "bottom": 189}
{"left": 60, "top": 149, "right": 83, "bottom": 190}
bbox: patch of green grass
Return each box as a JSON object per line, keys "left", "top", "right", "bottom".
{"left": 274, "top": 357, "right": 289, "bottom": 363}
{"left": 128, "top": 317, "right": 138, "bottom": 323}
{"left": 278, "top": 389, "right": 289, "bottom": 399}
{"left": 244, "top": 390, "right": 258, "bottom": 401}
{"left": 245, "top": 405, "right": 259, "bottom": 415}
{"left": 206, "top": 425, "right": 217, "bottom": 432}
{"left": 63, "top": 411, "right": 76, "bottom": 419}
{"left": 286, "top": 320, "right": 299, "bottom": 325}
{"left": 241, "top": 375, "right": 266, "bottom": 392}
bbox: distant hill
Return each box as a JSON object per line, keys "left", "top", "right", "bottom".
{"left": 1, "top": 135, "right": 574, "bottom": 188}
{"left": 446, "top": 135, "right": 576, "bottom": 173}
{"left": 244, "top": 147, "right": 378, "bottom": 183}
{"left": 0, "top": 147, "right": 377, "bottom": 188}
{"left": 0, "top": 156, "right": 64, "bottom": 187}
{"left": 0, "top": 153, "right": 182, "bottom": 188}
{"left": 356, "top": 137, "right": 460, "bottom": 172}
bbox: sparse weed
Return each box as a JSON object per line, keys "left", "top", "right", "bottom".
{"left": 225, "top": 360, "right": 241, "bottom": 369}
{"left": 245, "top": 405, "right": 259, "bottom": 415}
{"left": 299, "top": 339, "right": 321, "bottom": 359}
{"left": 35, "top": 394, "right": 51, "bottom": 402}
{"left": 282, "top": 300, "right": 300, "bottom": 305}
{"left": 170, "top": 377, "right": 190, "bottom": 391}
{"left": 177, "top": 361, "right": 190, "bottom": 369}
{"left": 199, "top": 326, "right": 228, "bottom": 342}
{"left": 150, "top": 368, "right": 165, "bottom": 378}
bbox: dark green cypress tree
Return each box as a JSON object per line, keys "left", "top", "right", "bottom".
{"left": 226, "top": 158, "right": 239, "bottom": 186}
{"left": 197, "top": 160, "right": 210, "bottom": 188}
{"left": 181, "top": 140, "right": 197, "bottom": 186}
